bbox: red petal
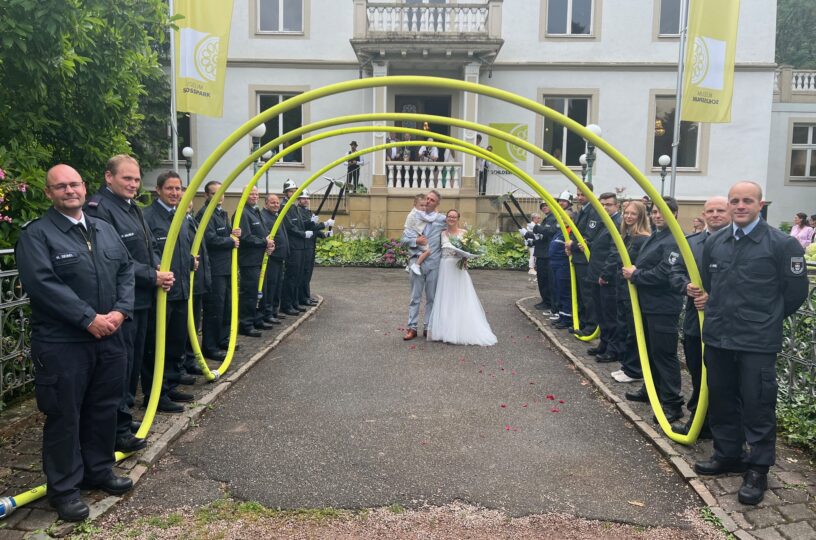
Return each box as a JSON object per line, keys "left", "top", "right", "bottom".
{"left": 408, "top": 344, "right": 416, "bottom": 350}
{"left": 500, "top": 404, "right": 507, "bottom": 408}
{"left": 559, "top": 400, "right": 565, "bottom": 404}
{"left": 546, "top": 394, "right": 555, "bottom": 400}
{"left": 521, "top": 403, "right": 528, "bottom": 408}
{"left": 478, "top": 369, "right": 483, "bottom": 374}
{"left": 511, "top": 370, "right": 517, "bottom": 375}
{"left": 505, "top": 425, "right": 511, "bottom": 431}
{"left": 551, "top": 408, "right": 560, "bottom": 413}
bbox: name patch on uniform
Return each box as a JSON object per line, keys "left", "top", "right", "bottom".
{"left": 588, "top": 220, "right": 597, "bottom": 229}
{"left": 120, "top": 232, "right": 135, "bottom": 239}
{"left": 54, "top": 253, "right": 77, "bottom": 261}
{"left": 157, "top": 236, "right": 167, "bottom": 241}
{"left": 708, "top": 263, "right": 718, "bottom": 271}
{"left": 668, "top": 251, "right": 679, "bottom": 265}
{"left": 791, "top": 256, "right": 805, "bottom": 275}
{"left": 216, "top": 226, "right": 226, "bottom": 231}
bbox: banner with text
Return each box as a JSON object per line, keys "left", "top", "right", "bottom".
{"left": 681, "top": 0, "right": 740, "bottom": 123}
{"left": 488, "top": 123, "right": 528, "bottom": 165}
{"left": 174, "top": 0, "right": 234, "bottom": 118}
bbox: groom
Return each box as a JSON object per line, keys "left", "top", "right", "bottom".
{"left": 402, "top": 190, "right": 445, "bottom": 340}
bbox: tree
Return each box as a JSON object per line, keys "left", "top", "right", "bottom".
{"left": 0, "top": 0, "right": 170, "bottom": 246}
{"left": 776, "top": 0, "right": 816, "bottom": 69}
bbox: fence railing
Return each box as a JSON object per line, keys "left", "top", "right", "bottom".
{"left": 774, "top": 67, "right": 816, "bottom": 102}
{"left": 778, "top": 266, "right": 816, "bottom": 400}
{"left": 386, "top": 161, "right": 461, "bottom": 190}
{"left": 0, "top": 249, "right": 32, "bottom": 408}
{"left": 366, "top": 3, "right": 489, "bottom": 35}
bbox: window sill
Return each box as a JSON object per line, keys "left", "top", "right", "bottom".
{"left": 272, "top": 162, "right": 305, "bottom": 168}
{"left": 649, "top": 167, "right": 702, "bottom": 174}
{"left": 255, "top": 31, "right": 305, "bottom": 37}
{"left": 543, "top": 33, "right": 596, "bottom": 40}
{"left": 786, "top": 177, "right": 816, "bottom": 183}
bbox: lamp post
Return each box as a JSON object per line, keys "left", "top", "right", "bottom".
{"left": 249, "top": 123, "right": 267, "bottom": 174}
{"left": 584, "top": 124, "right": 602, "bottom": 184}
{"left": 658, "top": 154, "right": 671, "bottom": 197}
{"left": 262, "top": 150, "right": 273, "bottom": 196}
{"left": 181, "top": 146, "right": 194, "bottom": 187}
{"left": 579, "top": 153, "right": 588, "bottom": 182}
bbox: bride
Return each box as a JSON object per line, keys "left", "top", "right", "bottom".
{"left": 428, "top": 209, "right": 497, "bottom": 346}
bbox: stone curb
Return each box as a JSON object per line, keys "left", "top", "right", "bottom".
{"left": 13, "top": 298, "right": 323, "bottom": 538}
{"left": 516, "top": 296, "right": 754, "bottom": 537}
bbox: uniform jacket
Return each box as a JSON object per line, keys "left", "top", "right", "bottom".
{"left": 260, "top": 207, "right": 289, "bottom": 261}
{"left": 570, "top": 203, "right": 602, "bottom": 265}
{"left": 85, "top": 187, "right": 157, "bottom": 310}
{"left": 143, "top": 200, "right": 194, "bottom": 302}
{"left": 186, "top": 213, "right": 211, "bottom": 295}
{"left": 300, "top": 205, "right": 326, "bottom": 252}
{"left": 282, "top": 200, "right": 310, "bottom": 251}
{"left": 196, "top": 204, "right": 234, "bottom": 277}
{"left": 630, "top": 227, "right": 683, "bottom": 316}
{"left": 588, "top": 211, "right": 622, "bottom": 282}
{"left": 701, "top": 220, "right": 809, "bottom": 353}
{"left": 668, "top": 230, "right": 709, "bottom": 337}
{"left": 612, "top": 232, "right": 649, "bottom": 298}
{"left": 238, "top": 205, "right": 268, "bottom": 268}
{"left": 16, "top": 208, "right": 135, "bottom": 342}
{"left": 524, "top": 212, "right": 557, "bottom": 259}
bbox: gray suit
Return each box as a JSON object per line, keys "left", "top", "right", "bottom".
{"left": 402, "top": 215, "right": 446, "bottom": 330}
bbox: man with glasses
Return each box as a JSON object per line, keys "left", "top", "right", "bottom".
{"left": 16, "top": 164, "right": 135, "bottom": 521}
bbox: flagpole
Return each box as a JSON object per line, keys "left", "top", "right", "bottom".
{"left": 169, "top": 0, "right": 179, "bottom": 172}
{"left": 669, "top": 0, "right": 689, "bottom": 199}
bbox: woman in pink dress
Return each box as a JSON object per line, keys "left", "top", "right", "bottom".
{"left": 790, "top": 212, "right": 814, "bottom": 248}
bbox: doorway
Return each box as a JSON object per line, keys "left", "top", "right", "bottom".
{"left": 394, "top": 95, "right": 452, "bottom": 137}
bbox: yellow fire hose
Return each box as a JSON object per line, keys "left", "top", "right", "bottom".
{"left": 2, "top": 75, "right": 704, "bottom": 519}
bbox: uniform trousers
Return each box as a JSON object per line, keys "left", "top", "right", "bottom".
{"left": 282, "top": 249, "right": 305, "bottom": 310}
{"left": 184, "top": 293, "right": 204, "bottom": 368}
{"left": 534, "top": 257, "right": 551, "bottom": 308}
{"left": 238, "top": 265, "right": 262, "bottom": 331}
{"left": 143, "top": 299, "right": 186, "bottom": 399}
{"left": 642, "top": 314, "right": 684, "bottom": 413}
{"left": 573, "top": 264, "right": 596, "bottom": 331}
{"left": 705, "top": 346, "right": 777, "bottom": 470}
{"left": 682, "top": 334, "right": 709, "bottom": 430}
{"left": 549, "top": 260, "right": 572, "bottom": 321}
{"left": 202, "top": 274, "right": 231, "bottom": 353}
{"left": 616, "top": 293, "right": 643, "bottom": 379}
{"left": 263, "top": 259, "right": 285, "bottom": 319}
{"left": 594, "top": 281, "right": 621, "bottom": 355}
{"left": 32, "top": 334, "right": 126, "bottom": 504}
{"left": 118, "top": 308, "right": 148, "bottom": 437}
{"left": 301, "top": 247, "right": 316, "bottom": 303}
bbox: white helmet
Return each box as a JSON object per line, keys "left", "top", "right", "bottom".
{"left": 298, "top": 189, "right": 310, "bottom": 198}
{"left": 556, "top": 190, "right": 573, "bottom": 203}
{"left": 282, "top": 179, "right": 297, "bottom": 192}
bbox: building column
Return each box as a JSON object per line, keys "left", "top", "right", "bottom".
{"left": 369, "top": 61, "right": 389, "bottom": 230}
{"left": 460, "top": 61, "right": 481, "bottom": 196}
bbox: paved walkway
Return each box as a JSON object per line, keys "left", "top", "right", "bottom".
{"left": 0, "top": 267, "right": 811, "bottom": 539}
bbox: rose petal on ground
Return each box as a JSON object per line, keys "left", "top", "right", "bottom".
{"left": 551, "top": 408, "right": 560, "bottom": 413}
{"left": 521, "top": 403, "right": 528, "bottom": 408}
{"left": 500, "top": 404, "right": 507, "bottom": 408}
{"left": 546, "top": 394, "right": 555, "bottom": 400}
{"left": 505, "top": 425, "right": 511, "bottom": 431}
{"left": 559, "top": 399, "right": 565, "bottom": 404}
{"left": 408, "top": 345, "right": 416, "bottom": 350}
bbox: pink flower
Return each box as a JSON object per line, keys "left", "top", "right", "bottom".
{"left": 19, "top": 183, "right": 27, "bottom": 193}
{"left": 0, "top": 168, "right": 5, "bottom": 180}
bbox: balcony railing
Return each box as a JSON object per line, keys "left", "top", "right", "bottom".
{"left": 774, "top": 67, "right": 816, "bottom": 103}
{"left": 366, "top": 3, "right": 489, "bottom": 35}
{"left": 387, "top": 161, "right": 461, "bottom": 190}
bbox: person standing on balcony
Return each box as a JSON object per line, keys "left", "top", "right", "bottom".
{"left": 693, "top": 181, "right": 808, "bottom": 506}
{"left": 16, "top": 164, "right": 135, "bottom": 521}
{"left": 347, "top": 141, "right": 364, "bottom": 191}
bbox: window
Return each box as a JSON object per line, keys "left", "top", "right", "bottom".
{"left": 658, "top": 0, "right": 686, "bottom": 36}
{"left": 258, "top": 0, "right": 303, "bottom": 33}
{"left": 547, "top": 0, "right": 593, "bottom": 35}
{"left": 790, "top": 124, "right": 816, "bottom": 179}
{"left": 653, "top": 96, "right": 699, "bottom": 168}
{"left": 542, "top": 96, "right": 590, "bottom": 166}
{"left": 258, "top": 93, "right": 303, "bottom": 163}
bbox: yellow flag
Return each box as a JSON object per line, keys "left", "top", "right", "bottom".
{"left": 681, "top": 0, "right": 740, "bottom": 123}
{"left": 174, "top": 0, "right": 234, "bottom": 118}
{"left": 488, "top": 123, "right": 528, "bottom": 165}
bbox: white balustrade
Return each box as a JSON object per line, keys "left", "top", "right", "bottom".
{"left": 366, "top": 4, "right": 488, "bottom": 35}
{"left": 386, "top": 161, "right": 461, "bottom": 190}
{"left": 792, "top": 70, "right": 816, "bottom": 92}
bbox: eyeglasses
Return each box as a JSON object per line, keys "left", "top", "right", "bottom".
{"left": 47, "top": 182, "right": 84, "bottom": 192}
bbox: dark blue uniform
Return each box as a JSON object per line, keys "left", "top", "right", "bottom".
{"left": 260, "top": 207, "right": 289, "bottom": 320}
{"left": 238, "top": 205, "right": 268, "bottom": 332}
{"left": 608, "top": 232, "right": 649, "bottom": 379}
{"left": 524, "top": 212, "right": 556, "bottom": 309}
{"left": 570, "top": 204, "right": 602, "bottom": 331}
{"left": 701, "top": 220, "right": 808, "bottom": 470}
{"left": 281, "top": 199, "right": 309, "bottom": 313}
{"left": 16, "top": 208, "right": 134, "bottom": 505}
{"left": 196, "top": 204, "right": 235, "bottom": 354}
{"left": 629, "top": 227, "right": 685, "bottom": 418}
{"left": 587, "top": 211, "right": 622, "bottom": 357}
{"left": 300, "top": 205, "right": 325, "bottom": 305}
{"left": 548, "top": 231, "right": 572, "bottom": 323}
{"left": 142, "top": 201, "right": 195, "bottom": 399}
{"left": 85, "top": 187, "right": 159, "bottom": 437}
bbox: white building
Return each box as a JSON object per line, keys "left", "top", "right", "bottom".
{"left": 164, "top": 0, "right": 815, "bottom": 231}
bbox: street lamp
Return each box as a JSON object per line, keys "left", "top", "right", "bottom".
{"left": 658, "top": 154, "right": 671, "bottom": 196}
{"left": 584, "top": 124, "right": 602, "bottom": 184}
{"left": 579, "top": 153, "right": 588, "bottom": 182}
{"left": 262, "top": 149, "right": 274, "bottom": 196}
{"left": 181, "top": 146, "right": 194, "bottom": 187}
{"left": 250, "top": 123, "right": 267, "bottom": 174}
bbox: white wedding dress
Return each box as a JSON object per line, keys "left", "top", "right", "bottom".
{"left": 428, "top": 231, "right": 497, "bottom": 346}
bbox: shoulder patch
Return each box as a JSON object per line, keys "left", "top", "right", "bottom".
{"left": 791, "top": 256, "right": 805, "bottom": 275}
{"left": 668, "top": 251, "right": 680, "bottom": 265}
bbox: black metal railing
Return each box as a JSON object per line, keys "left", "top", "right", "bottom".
{"left": 0, "top": 249, "right": 32, "bottom": 409}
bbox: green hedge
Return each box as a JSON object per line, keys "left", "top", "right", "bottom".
{"left": 315, "top": 230, "right": 530, "bottom": 270}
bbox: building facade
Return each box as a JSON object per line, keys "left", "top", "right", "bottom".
{"left": 163, "top": 0, "right": 790, "bottom": 234}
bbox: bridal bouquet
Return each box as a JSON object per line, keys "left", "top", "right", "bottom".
{"left": 448, "top": 229, "right": 484, "bottom": 269}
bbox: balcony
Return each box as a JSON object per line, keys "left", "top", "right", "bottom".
{"left": 351, "top": 0, "right": 504, "bottom": 70}
{"left": 774, "top": 67, "right": 816, "bottom": 104}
